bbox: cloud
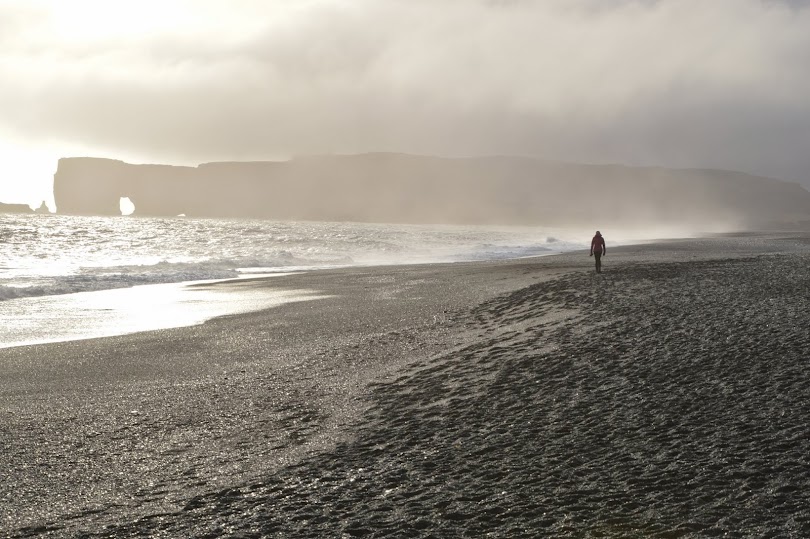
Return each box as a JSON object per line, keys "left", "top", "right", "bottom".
{"left": 1, "top": 0, "right": 809, "bottom": 185}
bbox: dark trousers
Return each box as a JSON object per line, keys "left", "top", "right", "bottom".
{"left": 594, "top": 253, "right": 602, "bottom": 273}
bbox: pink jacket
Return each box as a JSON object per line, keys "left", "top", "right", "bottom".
{"left": 590, "top": 233, "right": 605, "bottom": 255}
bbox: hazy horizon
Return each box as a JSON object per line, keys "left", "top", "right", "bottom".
{"left": 2, "top": 0, "right": 810, "bottom": 208}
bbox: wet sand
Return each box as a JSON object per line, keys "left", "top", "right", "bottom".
{"left": 2, "top": 232, "right": 810, "bottom": 537}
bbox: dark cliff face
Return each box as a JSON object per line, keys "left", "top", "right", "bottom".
{"left": 52, "top": 154, "right": 810, "bottom": 228}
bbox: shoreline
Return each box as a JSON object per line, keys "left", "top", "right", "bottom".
{"left": 0, "top": 247, "right": 572, "bottom": 352}
{"left": 1, "top": 222, "right": 699, "bottom": 351}
{"left": 2, "top": 231, "right": 810, "bottom": 536}
{"left": 0, "top": 227, "right": 752, "bottom": 351}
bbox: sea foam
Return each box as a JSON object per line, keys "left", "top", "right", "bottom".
{"left": 0, "top": 214, "right": 586, "bottom": 302}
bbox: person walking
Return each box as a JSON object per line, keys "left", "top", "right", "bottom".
{"left": 590, "top": 230, "right": 606, "bottom": 273}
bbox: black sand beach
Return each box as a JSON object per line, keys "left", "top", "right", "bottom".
{"left": 2, "top": 233, "right": 810, "bottom": 538}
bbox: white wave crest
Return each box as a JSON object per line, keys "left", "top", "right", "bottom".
{"left": 0, "top": 252, "right": 348, "bottom": 302}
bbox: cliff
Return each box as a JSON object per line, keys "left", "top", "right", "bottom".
{"left": 0, "top": 202, "right": 33, "bottom": 214}
{"left": 52, "top": 154, "right": 810, "bottom": 229}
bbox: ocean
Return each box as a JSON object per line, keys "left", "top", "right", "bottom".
{"left": 1, "top": 213, "right": 593, "bottom": 349}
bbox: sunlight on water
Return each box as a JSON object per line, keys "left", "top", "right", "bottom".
{"left": 0, "top": 279, "right": 328, "bottom": 349}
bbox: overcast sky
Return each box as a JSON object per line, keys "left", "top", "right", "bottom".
{"left": 2, "top": 0, "right": 810, "bottom": 207}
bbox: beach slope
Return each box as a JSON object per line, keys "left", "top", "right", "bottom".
{"left": 2, "top": 233, "right": 810, "bottom": 537}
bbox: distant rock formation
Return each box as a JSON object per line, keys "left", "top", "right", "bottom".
{"left": 52, "top": 153, "right": 810, "bottom": 229}
{"left": 0, "top": 202, "right": 33, "bottom": 214}
{"left": 34, "top": 201, "right": 51, "bottom": 214}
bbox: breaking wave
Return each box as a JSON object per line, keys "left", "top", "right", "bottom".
{"left": 0, "top": 214, "right": 587, "bottom": 302}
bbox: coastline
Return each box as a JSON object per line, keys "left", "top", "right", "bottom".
{"left": 2, "top": 231, "right": 810, "bottom": 537}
